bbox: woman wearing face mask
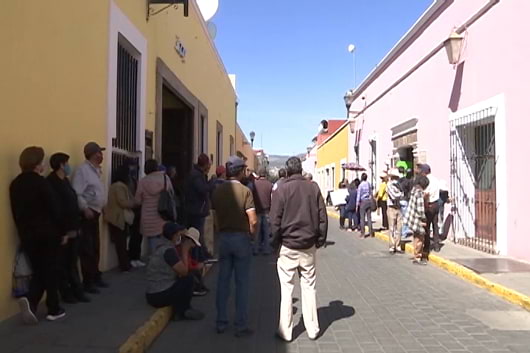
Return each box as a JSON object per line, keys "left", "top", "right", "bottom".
{"left": 47, "top": 152, "right": 90, "bottom": 304}
{"left": 10, "top": 147, "right": 65, "bottom": 324}
{"left": 104, "top": 165, "right": 138, "bottom": 272}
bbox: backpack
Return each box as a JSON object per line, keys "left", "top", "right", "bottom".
{"left": 158, "top": 175, "right": 177, "bottom": 221}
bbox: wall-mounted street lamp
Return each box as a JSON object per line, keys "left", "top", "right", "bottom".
{"left": 249, "top": 131, "right": 256, "bottom": 148}
{"left": 343, "top": 89, "right": 355, "bottom": 112}
{"left": 444, "top": 31, "right": 464, "bottom": 65}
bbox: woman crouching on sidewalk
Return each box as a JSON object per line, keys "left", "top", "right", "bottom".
{"left": 403, "top": 176, "right": 430, "bottom": 265}
{"left": 145, "top": 222, "right": 204, "bottom": 321}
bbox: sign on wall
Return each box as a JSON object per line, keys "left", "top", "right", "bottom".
{"left": 175, "top": 37, "right": 187, "bottom": 59}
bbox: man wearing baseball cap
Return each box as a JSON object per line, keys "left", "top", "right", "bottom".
{"left": 145, "top": 222, "right": 204, "bottom": 321}
{"left": 386, "top": 169, "right": 404, "bottom": 253}
{"left": 72, "top": 142, "right": 107, "bottom": 294}
{"left": 212, "top": 156, "right": 257, "bottom": 337}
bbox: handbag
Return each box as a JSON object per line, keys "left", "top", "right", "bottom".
{"left": 440, "top": 213, "right": 453, "bottom": 241}
{"left": 158, "top": 175, "right": 177, "bottom": 221}
{"left": 370, "top": 197, "right": 377, "bottom": 212}
{"left": 12, "top": 248, "right": 32, "bottom": 298}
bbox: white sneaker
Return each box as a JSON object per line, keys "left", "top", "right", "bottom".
{"left": 135, "top": 260, "right": 146, "bottom": 267}
{"left": 130, "top": 260, "right": 139, "bottom": 268}
{"left": 46, "top": 309, "right": 66, "bottom": 321}
{"left": 18, "top": 298, "right": 38, "bottom": 325}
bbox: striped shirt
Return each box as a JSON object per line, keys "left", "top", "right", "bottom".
{"left": 386, "top": 180, "right": 404, "bottom": 208}
{"left": 404, "top": 186, "right": 426, "bottom": 235}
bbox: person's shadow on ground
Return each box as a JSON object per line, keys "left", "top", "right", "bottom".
{"left": 292, "top": 300, "right": 355, "bottom": 340}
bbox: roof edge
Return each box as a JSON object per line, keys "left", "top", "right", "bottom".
{"left": 349, "top": 0, "right": 451, "bottom": 101}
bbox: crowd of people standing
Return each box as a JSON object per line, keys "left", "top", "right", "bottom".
{"left": 334, "top": 163, "right": 449, "bottom": 264}
{"left": 10, "top": 144, "right": 329, "bottom": 342}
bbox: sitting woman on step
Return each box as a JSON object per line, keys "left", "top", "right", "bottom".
{"left": 145, "top": 222, "right": 204, "bottom": 321}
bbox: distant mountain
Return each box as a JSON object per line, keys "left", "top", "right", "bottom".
{"left": 268, "top": 154, "right": 305, "bottom": 169}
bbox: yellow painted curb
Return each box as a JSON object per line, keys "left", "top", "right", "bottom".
{"left": 327, "top": 211, "right": 530, "bottom": 312}
{"left": 119, "top": 265, "right": 214, "bottom": 353}
{"left": 119, "top": 307, "right": 172, "bottom": 353}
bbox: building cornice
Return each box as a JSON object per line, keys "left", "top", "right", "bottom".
{"left": 349, "top": 0, "right": 450, "bottom": 101}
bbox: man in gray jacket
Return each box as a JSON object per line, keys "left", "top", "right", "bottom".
{"left": 270, "top": 157, "right": 328, "bottom": 342}
{"left": 72, "top": 142, "right": 107, "bottom": 293}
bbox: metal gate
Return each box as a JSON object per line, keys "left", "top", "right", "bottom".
{"left": 112, "top": 42, "right": 141, "bottom": 180}
{"left": 449, "top": 107, "right": 497, "bottom": 254}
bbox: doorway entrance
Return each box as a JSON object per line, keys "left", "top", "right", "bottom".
{"left": 161, "top": 85, "right": 194, "bottom": 182}
{"left": 450, "top": 110, "right": 497, "bottom": 254}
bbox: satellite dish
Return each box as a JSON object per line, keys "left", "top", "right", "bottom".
{"left": 196, "top": 0, "right": 219, "bottom": 22}
{"left": 207, "top": 21, "right": 217, "bottom": 39}
{"left": 348, "top": 44, "right": 356, "bottom": 53}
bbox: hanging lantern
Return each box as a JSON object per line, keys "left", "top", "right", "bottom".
{"left": 444, "top": 31, "right": 464, "bottom": 65}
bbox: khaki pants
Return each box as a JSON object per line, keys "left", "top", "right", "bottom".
{"left": 277, "top": 245, "right": 319, "bottom": 341}
{"left": 387, "top": 207, "right": 402, "bottom": 250}
{"left": 413, "top": 232, "right": 425, "bottom": 259}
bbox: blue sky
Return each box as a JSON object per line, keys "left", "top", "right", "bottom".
{"left": 213, "top": 0, "right": 433, "bottom": 155}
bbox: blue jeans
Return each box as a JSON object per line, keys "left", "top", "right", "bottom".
{"left": 253, "top": 213, "right": 271, "bottom": 254}
{"left": 216, "top": 232, "right": 252, "bottom": 330}
{"left": 147, "top": 235, "right": 162, "bottom": 252}
{"left": 346, "top": 209, "right": 359, "bottom": 229}
{"left": 400, "top": 201, "right": 410, "bottom": 237}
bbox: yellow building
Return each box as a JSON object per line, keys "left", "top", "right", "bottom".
{"left": 0, "top": 0, "right": 237, "bottom": 320}
{"left": 316, "top": 123, "right": 350, "bottom": 196}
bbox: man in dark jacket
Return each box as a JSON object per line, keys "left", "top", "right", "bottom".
{"left": 270, "top": 157, "right": 328, "bottom": 342}
{"left": 252, "top": 168, "right": 274, "bottom": 255}
{"left": 47, "top": 153, "right": 90, "bottom": 303}
{"left": 185, "top": 154, "right": 215, "bottom": 259}
{"left": 345, "top": 179, "right": 360, "bottom": 231}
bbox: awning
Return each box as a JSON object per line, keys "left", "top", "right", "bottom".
{"left": 342, "top": 162, "right": 366, "bottom": 171}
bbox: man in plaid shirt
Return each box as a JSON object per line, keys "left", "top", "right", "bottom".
{"left": 404, "top": 175, "right": 430, "bottom": 265}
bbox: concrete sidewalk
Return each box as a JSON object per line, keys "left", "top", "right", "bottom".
{"left": 328, "top": 208, "right": 530, "bottom": 311}
{"left": 0, "top": 268, "right": 154, "bottom": 353}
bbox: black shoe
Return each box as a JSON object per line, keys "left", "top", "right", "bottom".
{"left": 235, "top": 328, "right": 254, "bottom": 338}
{"left": 62, "top": 294, "right": 78, "bottom": 304}
{"left": 94, "top": 279, "right": 109, "bottom": 288}
{"left": 84, "top": 285, "right": 100, "bottom": 294}
{"left": 174, "top": 308, "right": 205, "bottom": 321}
{"left": 193, "top": 289, "right": 208, "bottom": 297}
{"left": 216, "top": 325, "right": 227, "bottom": 334}
{"left": 75, "top": 293, "right": 91, "bottom": 303}
{"left": 46, "top": 308, "right": 66, "bottom": 321}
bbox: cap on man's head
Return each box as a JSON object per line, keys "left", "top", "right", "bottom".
{"left": 84, "top": 142, "right": 105, "bottom": 158}
{"left": 226, "top": 156, "right": 247, "bottom": 170}
{"left": 163, "top": 222, "right": 186, "bottom": 239}
{"left": 418, "top": 163, "right": 431, "bottom": 174}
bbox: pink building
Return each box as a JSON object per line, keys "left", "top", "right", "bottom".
{"left": 347, "top": 0, "right": 530, "bottom": 261}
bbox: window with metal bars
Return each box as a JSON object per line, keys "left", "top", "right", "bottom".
{"left": 112, "top": 41, "right": 140, "bottom": 183}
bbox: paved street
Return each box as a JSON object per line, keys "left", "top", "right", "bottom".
{"left": 150, "top": 221, "right": 530, "bottom": 353}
